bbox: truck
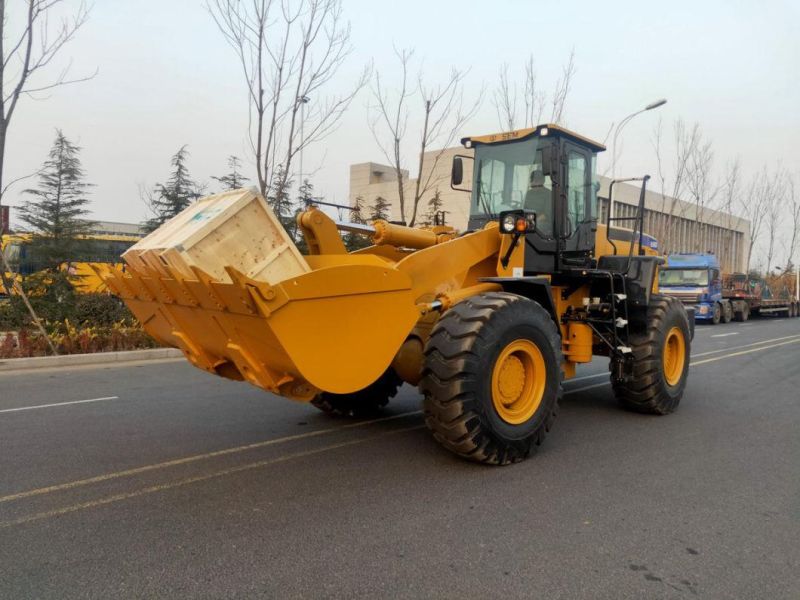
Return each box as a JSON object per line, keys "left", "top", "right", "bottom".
{"left": 722, "top": 272, "right": 800, "bottom": 321}
{"left": 659, "top": 253, "right": 732, "bottom": 324}
{"left": 659, "top": 252, "right": 799, "bottom": 323}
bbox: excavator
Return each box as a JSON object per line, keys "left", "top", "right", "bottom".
{"left": 102, "top": 124, "right": 692, "bottom": 465}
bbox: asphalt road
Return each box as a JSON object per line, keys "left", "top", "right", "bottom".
{"left": 1, "top": 317, "right": 799, "bottom": 599}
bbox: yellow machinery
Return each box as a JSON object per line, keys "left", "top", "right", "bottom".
{"left": 103, "top": 124, "right": 692, "bottom": 465}
{"left": 1, "top": 232, "right": 141, "bottom": 295}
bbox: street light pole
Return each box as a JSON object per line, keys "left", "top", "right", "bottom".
{"left": 609, "top": 98, "right": 667, "bottom": 220}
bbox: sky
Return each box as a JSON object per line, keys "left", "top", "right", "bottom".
{"left": 4, "top": 0, "right": 799, "bottom": 263}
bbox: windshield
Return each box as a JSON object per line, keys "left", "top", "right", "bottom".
{"left": 659, "top": 268, "right": 710, "bottom": 286}
{"left": 471, "top": 138, "right": 552, "bottom": 225}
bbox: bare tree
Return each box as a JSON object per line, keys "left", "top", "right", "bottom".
{"left": 741, "top": 166, "right": 776, "bottom": 270}
{"left": 208, "top": 0, "right": 368, "bottom": 201}
{"left": 786, "top": 174, "right": 799, "bottom": 272}
{"left": 717, "top": 158, "right": 742, "bottom": 271}
{"left": 0, "top": 0, "right": 93, "bottom": 206}
{"left": 651, "top": 118, "right": 701, "bottom": 253}
{"left": 684, "top": 129, "right": 718, "bottom": 251}
{"left": 369, "top": 48, "right": 481, "bottom": 226}
{"left": 492, "top": 50, "right": 574, "bottom": 131}
{"left": 0, "top": 0, "right": 94, "bottom": 354}
{"left": 762, "top": 168, "right": 787, "bottom": 273}
{"left": 550, "top": 49, "right": 575, "bottom": 124}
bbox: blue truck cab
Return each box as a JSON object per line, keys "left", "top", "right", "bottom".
{"left": 659, "top": 253, "right": 730, "bottom": 324}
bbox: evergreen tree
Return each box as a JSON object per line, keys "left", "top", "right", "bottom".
{"left": 425, "top": 189, "right": 445, "bottom": 226}
{"left": 144, "top": 146, "right": 203, "bottom": 232}
{"left": 267, "top": 165, "right": 296, "bottom": 236}
{"left": 343, "top": 195, "right": 372, "bottom": 251}
{"left": 369, "top": 196, "right": 391, "bottom": 222}
{"left": 292, "top": 178, "right": 315, "bottom": 253}
{"left": 19, "top": 130, "right": 94, "bottom": 271}
{"left": 212, "top": 155, "right": 249, "bottom": 191}
{"left": 351, "top": 195, "right": 368, "bottom": 224}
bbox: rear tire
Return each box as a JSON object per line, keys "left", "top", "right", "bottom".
{"left": 722, "top": 302, "right": 733, "bottom": 323}
{"left": 420, "top": 292, "right": 562, "bottom": 465}
{"left": 734, "top": 303, "right": 749, "bottom": 322}
{"left": 611, "top": 295, "right": 691, "bottom": 415}
{"left": 311, "top": 368, "right": 402, "bottom": 417}
{"left": 711, "top": 302, "right": 721, "bottom": 324}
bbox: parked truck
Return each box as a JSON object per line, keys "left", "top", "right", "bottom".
{"left": 659, "top": 252, "right": 799, "bottom": 323}
{"left": 722, "top": 272, "right": 800, "bottom": 321}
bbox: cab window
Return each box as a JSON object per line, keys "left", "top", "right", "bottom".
{"left": 566, "top": 150, "right": 589, "bottom": 235}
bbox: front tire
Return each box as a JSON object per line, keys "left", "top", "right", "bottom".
{"left": 420, "top": 292, "right": 562, "bottom": 465}
{"left": 711, "top": 302, "right": 721, "bottom": 324}
{"left": 612, "top": 295, "right": 691, "bottom": 415}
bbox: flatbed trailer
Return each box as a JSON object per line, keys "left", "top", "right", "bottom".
{"left": 722, "top": 274, "right": 800, "bottom": 321}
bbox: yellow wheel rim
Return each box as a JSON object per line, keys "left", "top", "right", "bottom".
{"left": 491, "top": 339, "right": 546, "bottom": 425}
{"left": 663, "top": 326, "right": 686, "bottom": 387}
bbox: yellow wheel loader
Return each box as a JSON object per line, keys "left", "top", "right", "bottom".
{"left": 102, "top": 124, "right": 692, "bottom": 465}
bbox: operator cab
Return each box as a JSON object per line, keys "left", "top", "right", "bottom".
{"left": 452, "top": 124, "right": 604, "bottom": 274}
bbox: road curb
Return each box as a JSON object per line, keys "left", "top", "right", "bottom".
{"left": 0, "top": 348, "right": 184, "bottom": 372}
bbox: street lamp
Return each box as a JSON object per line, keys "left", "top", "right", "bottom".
{"left": 608, "top": 98, "right": 667, "bottom": 220}
{"left": 297, "top": 95, "right": 310, "bottom": 196}
{"left": 611, "top": 98, "right": 667, "bottom": 181}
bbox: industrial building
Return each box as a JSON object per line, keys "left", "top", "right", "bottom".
{"left": 349, "top": 147, "right": 751, "bottom": 273}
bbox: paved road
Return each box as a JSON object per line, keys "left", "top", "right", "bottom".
{"left": 1, "top": 318, "right": 799, "bottom": 599}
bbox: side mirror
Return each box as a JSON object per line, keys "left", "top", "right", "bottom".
{"left": 451, "top": 157, "right": 463, "bottom": 186}
{"left": 540, "top": 145, "right": 555, "bottom": 176}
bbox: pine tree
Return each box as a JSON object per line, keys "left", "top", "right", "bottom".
{"left": 267, "top": 165, "right": 296, "bottom": 236}
{"left": 425, "top": 189, "right": 444, "bottom": 226}
{"left": 212, "top": 155, "right": 249, "bottom": 191}
{"left": 19, "top": 130, "right": 94, "bottom": 271}
{"left": 343, "top": 195, "right": 372, "bottom": 251}
{"left": 352, "top": 195, "right": 367, "bottom": 224}
{"left": 144, "top": 146, "right": 203, "bottom": 232}
{"left": 369, "top": 196, "right": 391, "bottom": 222}
{"left": 292, "top": 177, "right": 315, "bottom": 253}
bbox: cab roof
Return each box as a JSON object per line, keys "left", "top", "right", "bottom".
{"left": 461, "top": 123, "right": 606, "bottom": 152}
{"left": 665, "top": 253, "right": 720, "bottom": 269}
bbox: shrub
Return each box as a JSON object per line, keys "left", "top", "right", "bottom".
{"left": 73, "top": 293, "right": 133, "bottom": 326}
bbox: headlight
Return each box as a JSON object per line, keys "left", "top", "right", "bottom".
{"left": 501, "top": 214, "right": 516, "bottom": 233}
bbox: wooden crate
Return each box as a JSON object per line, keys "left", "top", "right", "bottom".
{"left": 124, "top": 188, "right": 310, "bottom": 284}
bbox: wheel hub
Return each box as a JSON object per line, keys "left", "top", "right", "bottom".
{"left": 663, "top": 326, "right": 686, "bottom": 387}
{"left": 491, "top": 339, "right": 546, "bottom": 425}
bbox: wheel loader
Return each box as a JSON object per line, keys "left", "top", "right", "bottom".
{"left": 102, "top": 124, "right": 692, "bottom": 465}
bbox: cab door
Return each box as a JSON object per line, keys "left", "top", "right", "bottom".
{"left": 558, "top": 143, "right": 596, "bottom": 268}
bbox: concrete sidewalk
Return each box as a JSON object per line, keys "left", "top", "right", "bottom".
{"left": 0, "top": 348, "right": 183, "bottom": 372}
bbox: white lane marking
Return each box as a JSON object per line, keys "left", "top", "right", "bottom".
{"left": 566, "top": 332, "right": 800, "bottom": 385}
{"left": 565, "top": 381, "right": 610, "bottom": 394}
{"left": 0, "top": 425, "right": 425, "bottom": 529}
{"left": 691, "top": 338, "right": 800, "bottom": 366}
{"left": 567, "top": 373, "right": 607, "bottom": 383}
{"left": 711, "top": 332, "right": 739, "bottom": 338}
{"left": 567, "top": 337, "right": 800, "bottom": 396}
{"left": 0, "top": 409, "right": 423, "bottom": 504}
{"left": 0, "top": 396, "right": 120, "bottom": 414}
{"left": 692, "top": 333, "right": 800, "bottom": 357}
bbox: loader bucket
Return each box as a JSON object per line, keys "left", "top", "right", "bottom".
{"left": 103, "top": 189, "right": 421, "bottom": 401}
